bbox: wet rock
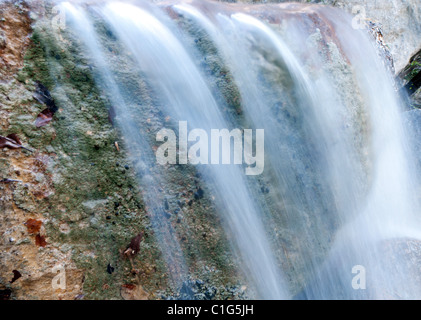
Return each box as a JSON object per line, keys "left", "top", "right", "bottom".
{"left": 161, "top": 277, "right": 248, "bottom": 300}
{"left": 399, "top": 48, "right": 421, "bottom": 108}
{"left": 194, "top": 187, "right": 204, "bottom": 200}
{"left": 304, "top": 0, "right": 421, "bottom": 72}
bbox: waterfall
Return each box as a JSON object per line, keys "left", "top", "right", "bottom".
{"left": 57, "top": 0, "right": 421, "bottom": 299}
{"left": 63, "top": 2, "right": 189, "bottom": 286}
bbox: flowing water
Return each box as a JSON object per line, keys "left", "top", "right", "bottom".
{"left": 57, "top": 0, "right": 421, "bottom": 299}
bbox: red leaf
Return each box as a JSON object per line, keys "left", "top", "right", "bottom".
{"left": 0, "top": 134, "right": 31, "bottom": 152}
{"left": 35, "top": 108, "right": 54, "bottom": 128}
{"left": 25, "top": 219, "right": 42, "bottom": 234}
{"left": 124, "top": 232, "right": 144, "bottom": 257}
{"left": 6, "top": 133, "right": 21, "bottom": 145}
{"left": 122, "top": 284, "right": 136, "bottom": 290}
{"left": 0, "top": 135, "right": 22, "bottom": 149}
{"left": 35, "top": 234, "right": 47, "bottom": 247}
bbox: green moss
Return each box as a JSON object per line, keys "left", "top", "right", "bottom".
{"left": 175, "top": 17, "right": 244, "bottom": 118}
{"left": 19, "top": 18, "right": 168, "bottom": 299}
{"left": 12, "top": 8, "right": 246, "bottom": 299}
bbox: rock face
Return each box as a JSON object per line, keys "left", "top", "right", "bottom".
{"left": 318, "top": 0, "right": 421, "bottom": 74}
{"left": 0, "top": 1, "right": 31, "bottom": 75}
{"left": 0, "top": 1, "right": 85, "bottom": 300}
{"left": 0, "top": 0, "right": 242, "bottom": 300}
{"left": 399, "top": 49, "right": 421, "bottom": 108}
{"left": 238, "top": 0, "right": 421, "bottom": 74}
{"left": 0, "top": 0, "right": 419, "bottom": 300}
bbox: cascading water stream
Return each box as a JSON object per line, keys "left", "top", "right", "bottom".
{"left": 99, "top": 1, "right": 287, "bottom": 299}
{"left": 62, "top": 2, "right": 189, "bottom": 286}
{"left": 172, "top": 4, "right": 348, "bottom": 291}
{"left": 172, "top": 2, "right": 421, "bottom": 298}
{"left": 54, "top": 0, "right": 421, "bottom": 299}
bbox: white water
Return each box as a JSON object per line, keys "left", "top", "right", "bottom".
{"left": 59, "top": 0, "right": 421, "bottom": 299}
{"left": 62, "top": 2, "right": 189, "bottom": 286}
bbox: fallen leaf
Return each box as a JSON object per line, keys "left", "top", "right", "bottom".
{"left": 33, "top": 82, "right": 58, "bottom": 111}
{"left": 25, "top": 219, "right": 42, "bottom": 234}
{"left": 0, "top": 134, "right": 32, "bottom": 152}
{"left": 33, "top": 82, "right": 58, "bottom": 127}
{"left": 122, "top": 284, "right": 136, "bottom": 290}
{"left": 10, "top": 270, "right": 22, "bottom": 284}
{"left": 124, "top": 232, "right": 144, "bottom": 257}
{"left": 6, "top": 133, "right": 21, "bottom": 145}
{"left": 0, "top": 135, "right": 21, "bottom": 149}
{"left": 120, "top": 284, "right": 148, "bottom": 300}
{"left": 35, "top": 108, "right": 55, "bottom": 127}
{"left": 35, "top": 234, "right": 47, "bottom": 247}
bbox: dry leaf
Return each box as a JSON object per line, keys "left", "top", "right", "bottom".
{"left": 33, "top": 82, "right": 58, "bottom": 127}
{"left": 0, "top": 134, "right": 32, "bottom": 152}
{"left": 35, "top": 234, "right": 47, "bottom": 247}
{"left": 6, "top": 133, "right": 21, "bottom": 145}
{"left": 25, "top": 219, "right": 42, "bottom": 234}
{"left": 0, "top": 135, "right": 22, "bottom": 149}
{"left": 33, "top": 82, "right": 57, "bottom": 111}
{"left": 120, "top": 284, "right": 148, "bottom": 300}
{"left": 124, "top": 232, "right": 144, "bottom": 257}
{"left": 35, "top": 108, "right": 55, "bottom": 128}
